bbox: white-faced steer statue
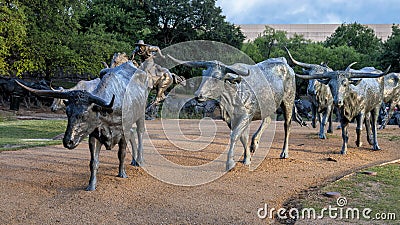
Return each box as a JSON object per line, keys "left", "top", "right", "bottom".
{"left": 168, "top": 55, "right": 296, "bottom": 171}
{"left": 296, "top": 63, "right": 390, "bottom": 154}
{"left": 50, "top": 78, "right": 101, "bottom": 112}
{"left": 17, "top": 61, "right": 149, "bottom": 191}
{"left": 285, "top": 47, "right": 335, "bottom": 139}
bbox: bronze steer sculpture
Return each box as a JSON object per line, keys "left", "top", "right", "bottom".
{"left": 379, "top": 72, "right": 400, "bottom": 129}
{"left": 285, "top": 47, "right": 335, "bottom": 139}
{"left": 50, "top": 78, "right": 101, "bottom": 112}
{"left": 168, "top": 55, "right": 296, "bottom": 171}
{"left": 296, "top": 63, "right": 390, "bottom": 154}
{"left": 17, "top": 61, "right": 149, "bottom": 191}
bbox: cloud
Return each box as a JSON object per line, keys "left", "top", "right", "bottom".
{"left": 216, "top": 0, "right": 400, "bottom": 24}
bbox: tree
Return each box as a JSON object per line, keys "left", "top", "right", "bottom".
{"left": 79, "top": 0, "right": 150, "bottom": 44}
{"left": 19, "top": 0, "right": 88, "bottom": 78}
{"left": 0, "top": 1, "right": 32, "bottom": 76}
{"left": 242, "top": 25, "right": 374, "bottom": 96}
{"left": 144, "top": 0, "right": 245, "bottom": 49}
{"left": 380, "top": 24, "right": 400, "bottom": 72}
{"left": 242, "top": 26, "right": 290, "bottom": 63}
{"left": 324, "top": 22, "right": 382, "bottom": 65}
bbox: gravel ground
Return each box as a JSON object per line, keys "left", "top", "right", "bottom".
{"left": 0, "top": 116, "right": 399, "bottom": 224}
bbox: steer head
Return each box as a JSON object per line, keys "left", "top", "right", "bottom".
{"left": 295, "top": 63, "right": 391, "bottom": 108}
{"left": 167, "top": 54, "right": 249, "bottom": 101}
{"left": 285, "top": 47, "right": 333, "bottom": 96}
{"left": 16, "top": 81, "right": 114, "bottom": 149}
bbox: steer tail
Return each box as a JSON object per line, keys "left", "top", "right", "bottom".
{"left": 292, "top": 105, "right": 308, "bottom": 127}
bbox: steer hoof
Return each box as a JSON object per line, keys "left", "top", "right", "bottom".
{"left": 226, "top": 160, "right": 236, "bottom": 171}
{"left": 355, "top": 141, "right": 363, "bottom": 147}
{"left": 131, "top": 160, "right": 140, "bottom": 167}
{"left": 117, "top": 172, "right": 128, "bottom": 178}
{"left": 280, "top": 152, "right": 289, "bottom": 159}
{"left": 372, "top": 145, "right": 381, "bottom": 151}
{"left": 85, "top": 185, "right": 96, "bottom": 191}
{"left": 243, "top": 157, "right": 251, "bottom": 166}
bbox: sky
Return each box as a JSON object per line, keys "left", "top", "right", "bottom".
{"left": 216, "top": 0, "right": 400, "bottom": 25}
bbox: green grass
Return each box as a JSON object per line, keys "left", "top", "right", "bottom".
{"left": 380, "top": 133, "right": 400, "bottom": 142}
{"left": 300, "top": 163, "right": 400, "bottom": 223}
{"left": 0, "top": 120, "right": 66, "bottom": 151}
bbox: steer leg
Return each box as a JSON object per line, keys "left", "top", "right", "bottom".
{"left": 226, "top": 117, "right": 249, "bottom": 171}
{"left": 240, "top": 125, "right": 251, "bottom": 165}
{"left": 117, "top": 139, "right": 128, "bottom": 178}
{"left": 364, "top": 113, "right": 373, "bottom": 145}
{"left": 281, "top": 101, "right": 293, "bottom": 159}
{"left": 370, "top": 108, "right": 381, "bottom": 150}
{"left": 250, "top": 117, "right": 271, "bottom": 153}
{"left": 87, "top": 135, "right": 102, "bottom": 191}
{"left": 135, "top": 117, "right": 145, "bottom": 165}
{"left": 319, "top": 110, "right": 328, "bottom": 139}
{"left": 355, "top": 114, "right": 365, "bottom": 147}
{"left": 378, "top": 102, "right": 388, "bottom": 130}
{"left": 340, "top": 120, "right": 349, "bottom": 154}
{"left": 327, "top": 107, "right": 333, "bottom": 134}
{"left": 129, "top": 128, "right": 139, "bottom": 166}
{"left": 311, "top": 104, "right": 317, "bottom": 128}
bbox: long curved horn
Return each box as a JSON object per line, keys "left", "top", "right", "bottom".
{"left": 167, "top": 54, "right": 213, "bottom": 68}
{"left": 16, "top": 80, "right": 70, "bottom": 99}
{"left": 345, "top": 62, "right": 358, "bottom": 72}
{"left": 295, "top": 72, "right": 335, "bottom": 80}
{"left": 88, "top": 93, "right": 115, "bottom": 109}
{"left": 284, "top": 46, "right": 314, "bottom": 69}
{"left": 349, "top": 65, "right": 391, "bottom": 79}
{"left": 102, "top": 61, "right": 109, "bottom": 68}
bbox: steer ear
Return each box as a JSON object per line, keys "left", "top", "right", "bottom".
{"left": 317, "top": 79, "right": 330, "bottom": 85}
{"left": 349, "top": 78, "right": 362, "bottom": 86}
{"left": 223, "top": 74, "right": 242, "bottom": 84}
{"left": 93, "top": 105, "right": 113, "bottom": 114}
{"left": 90, "top": 94, "right": 115, "bottom": 114}
{"left": 225, "top": 66, "right": 250, "bottom": 77}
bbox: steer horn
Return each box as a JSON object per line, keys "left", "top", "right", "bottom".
{"left": 167, "top": 54, "right": 250, "bottom": 76}
{"left": 345, "top": 62, "right": 358, "bottom": 72}
{"left": 102, "top": 61, "right": 109, "bottom": 68}
{"left": 16, "top": 80, "right": 70, "bottom": 99}
{"left": 349, "top": 65, "right": 391, "bottom": 79}
{"left": 295, "top": 72, "right": 335, "bottom": 80}
{"left": 284, "top": 47, "right": 314, "bottom": 69}
{"left": 167, "top": 54, "right": 214, "bottom": 68}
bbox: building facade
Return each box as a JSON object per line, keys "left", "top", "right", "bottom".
{"left": 239, "top": 24, "right": 395, "bottom": 42}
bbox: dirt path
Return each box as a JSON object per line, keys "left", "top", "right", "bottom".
{"left": 0, "top": 119, "right": 399, "bottom": 224}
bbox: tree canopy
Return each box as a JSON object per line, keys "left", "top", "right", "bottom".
{"left": 1, "top": 1, "right": 398, "bottom": 82}
{"left": 242, "top": 23, "right": 398, "bottom": 95}
{"left": 1, "top": 0, "right": 245, "bottom": 78}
